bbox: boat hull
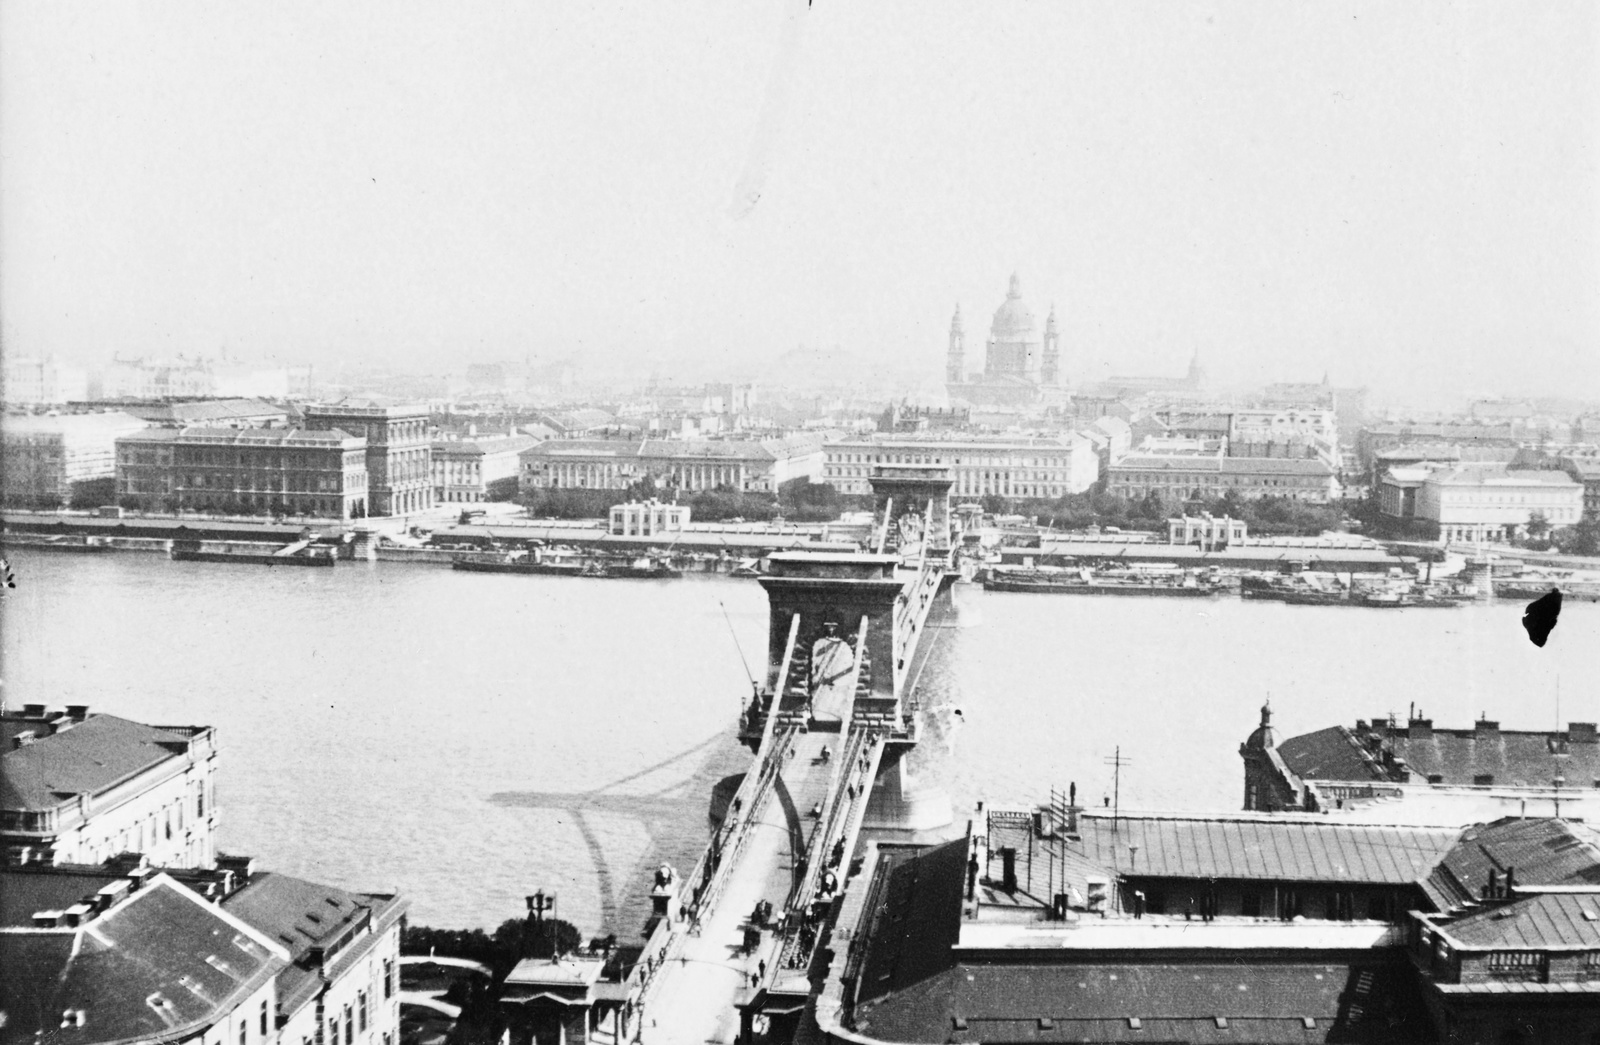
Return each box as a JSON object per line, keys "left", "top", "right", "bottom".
{"left": 171, "top": 550, "right": 334, "bottom": 567}
{"left": 983, "top": 578, "right": 1218, "bottom": 597}
{"left": 451, "top": 558, "right": 583, "bottom": 576}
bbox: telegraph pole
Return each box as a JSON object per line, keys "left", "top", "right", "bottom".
{"left": 1104, "top": 747, "right": 1131, "bottom": 835}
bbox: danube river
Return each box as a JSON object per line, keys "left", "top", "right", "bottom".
{"left": 4, "top": 548, "right": 1595, "bottom": 935}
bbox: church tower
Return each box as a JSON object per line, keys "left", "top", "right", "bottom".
{"left": 1041, "top": 304, "right": 1061, "bottom": 386}
{"left": 946, "top": 305, "right": 965, "bottom": 385}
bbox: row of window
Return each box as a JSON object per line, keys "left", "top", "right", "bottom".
{"left": 830, "top": 450, "right": 1075, "bottom": 468}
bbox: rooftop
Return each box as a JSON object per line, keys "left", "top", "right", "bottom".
{"left": 1434, "top": 891, "right": 1600, "bottom": 950}
{"left": 1070, "top": 813, "right": 1458, "bottom": 885}
{"left": 121, "top": 399, "right": 288, "bottom": 424}
{"left": 1424, "top": 818, "right": 1600, "bottom": 910}
{"left": 119, "top": 426, "right": 365, "bottom": 448}
{"left": 430, "top": 434, "right": 540, "bottom": 457}
{"left": 2, "top": 712, "right": 209, "bottom": 812}
{"left": 0, "top": 875, "right": 286, "bottom": 1045}
{"left": 1276, "top": 719, "right": 1600, "bottom": 789}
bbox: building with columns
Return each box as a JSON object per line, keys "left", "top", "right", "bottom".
{"left": 945, "top": 274, "right": 1064, "bottom": 406}
{"left": 518, "top": 436, "right": 823, "bottom": 495}
{"left": 303, "top": 400, "right": 432, "bottom": 516}
{"left": 824, "top": 432, "right": 1099, "bottom": 499}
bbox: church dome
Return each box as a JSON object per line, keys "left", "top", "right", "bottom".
{"left": 990, "top": 273, "right": 1037, "bottom": 341}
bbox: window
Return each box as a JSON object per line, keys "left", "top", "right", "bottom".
{"left": 1241, "top": 892, "right": 1261, "bottom": 918}
{"left": 345, "top": 1005, "right": 354, "bottom": 1045}
{"left": 358, "top": 992, "right": 368, "bottom": 1032}
{"left": 1489, "top": 951, "right": 1542, "bottom": 969}
{"left": 261, "top": 1001, "right": 269, "bottom": 1036}
{"left": 240, "top": 1021, "right": 248, "bottom": 1045}
{"left": 383, "top": 959, "right": 395, "bottom": 999}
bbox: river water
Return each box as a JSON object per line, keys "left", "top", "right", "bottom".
{"left": 3, "top": 549, "right": 1595, "bottom": 936}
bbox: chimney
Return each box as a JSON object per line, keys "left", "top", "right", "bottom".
{"left": 1571, "top": 723, "right": 1598, "bottom": 743}
{"left": 62, "top": 902, "right": 93, "bottom": 927}
{"left": 216, "top": 854, "right": 257, "bottom": 883}
{"left": 13, "top": 731, "right": 37, "bottom": 749}
{"left": 65, "top": 705, "right": 89, "bottom": 722}
{"left": 32, "top": 910, "right": 65, "bottom": 928}
{"left": 21, "top": 704, "right": 45, "bottom": 717}
{"left": 1475, "top": 719, "right": 1501, "bottom": 738}
{"left": 95, "top": 879, "right": 132, "bottom": 912}
{"left": 1408, "top": 719, "right": 1433, "bottom": 739}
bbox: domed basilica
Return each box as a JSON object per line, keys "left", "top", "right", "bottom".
{"left": 945, "top": 273, "right": 1065, "bottom": 406}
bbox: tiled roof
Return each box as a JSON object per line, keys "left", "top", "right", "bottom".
{"left": 1, "top": 715, "right": 202, "bottom": 811}
{"left": 1441, "top": 892, "right": 1600, "bottom": 949}
{"left": 1277, "top": 723, "right": 1600, "bottom": 789}
{"left": 224, "top": 872, "right": 407, "bottom": 1017}
{"left": 1426, "top": 818, "right": 1600, "bottom": 909}
{"left": 852, "top": 960, "right": 1432, "bottom": 1044}
{"left": 1071, "top": 814, "right": 1458, "bottom": 884}
{"left": 1276, "top": 727, "right": 1389, "bottom": 782}
{"left": 0, "top": 876, "right": 285, "bottom": 1045}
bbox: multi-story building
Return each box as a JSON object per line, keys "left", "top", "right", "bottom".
{"left": 1106, "top": 452, "right": 1340, "bottom": 502}
{"left": 2, "top": 705, "right": 218, "bottom": 868}
{"left": 222, "top": 871, "right": 407, "bottom": 1045}
{"left": 1412, "top": 466, "right": 1583, "bottom": 542}
{"left": 823, "top": 433, "right": 1099, "bottom": 500}
{"left": 1410, "top": 889, "right": 1600, "bottom": 1043}
{"left": 99, "top": 356, "right": 218, "bottom": 399}
{"left": 431, "top": 433, "right": 538, "bottom": 503}
{"left": 115, "top": 427, "right": 369, "bottom": 520}
{"left": 0, "top": 860, "right": 407, "bottom": 1045}
{"left": 1560, "top": 455, "right": 1600, "bottom": 519}
{"left": 519, "top": 436, "right": 824, "bottom": 494}
{"left": 1, "top": 411, "right": 150, "bottom": 507}
{"left": 303, "top": 400, "right": 431, "bottom": 516}
{"left": 1356, "top": 421, "right": 1521, "bottom": 474}
{"left": 3, "top": 356, "right": 89, "bottom": 405}
{"left": 1227, "top": 407, "right": 1338, "bottom": 464}
{"left": 1240, "top": 706, "right": 1600, "bottom": 824}
{"left": 0, "top": 872, "right": 289, "bottom": 1045}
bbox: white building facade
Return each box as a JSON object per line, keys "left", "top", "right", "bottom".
{"left": 824, "top": 433, "right": 1099, "bottom": 499}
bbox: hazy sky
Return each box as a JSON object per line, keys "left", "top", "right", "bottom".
{"left": 3, "top": 2, "right": 1596, "bottom": 403}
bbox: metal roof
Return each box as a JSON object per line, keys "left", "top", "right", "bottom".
{"left": 1073, "top": 814, "right": 1458, "bottom": 885}
{"left": 1441, "top": 892, "right": 1600, "bottom": 949}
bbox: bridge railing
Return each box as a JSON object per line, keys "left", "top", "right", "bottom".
{"left": 630, "top": 617, "right": 802, "bottom": 1006}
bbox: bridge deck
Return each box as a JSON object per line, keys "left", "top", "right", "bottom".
{"left": 632, "top": 558, "right": 950, "bottom": 1045}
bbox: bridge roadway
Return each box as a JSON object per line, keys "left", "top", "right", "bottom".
{"left": 631, "top": 562, "right": 941, "bottom": 1045}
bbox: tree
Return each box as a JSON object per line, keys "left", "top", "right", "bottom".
{"left": 492, "top": 915, "right": 583, "bottom": 962}
{"left": 1555, "top": 518, "right": 1600, "bottom": 557}
{"left": 1526, "top": 510, "right": 1551, "bottom": 540}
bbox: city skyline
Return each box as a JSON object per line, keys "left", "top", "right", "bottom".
{"left": 3, "top": 3, "right": 1596, "bottom": 407}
